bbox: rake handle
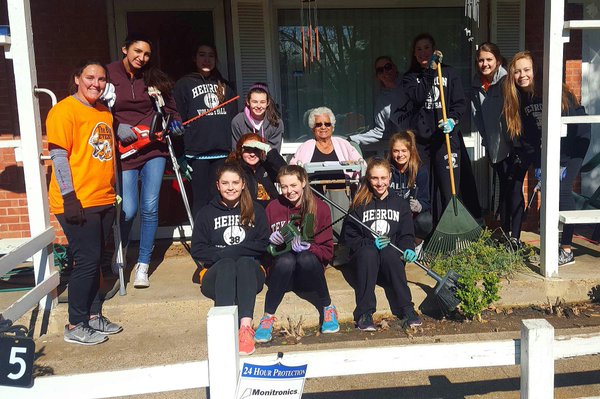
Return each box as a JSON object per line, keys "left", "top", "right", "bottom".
{"left": 436, "top": 63, "right": 457, "bottom": 197}
{"left": 310, "top": 187, "right": 444, "bottom": 284}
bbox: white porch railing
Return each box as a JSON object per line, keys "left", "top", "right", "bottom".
{"left": 2, "top": 306, "right": 599, "bottom": 398}
{"left": 0, "top": 0, "right": 58, "bottom": 325}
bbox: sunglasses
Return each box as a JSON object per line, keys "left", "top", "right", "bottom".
{"left": 375, "top": 62, "right": 394, "bottom": 75}
{"left": 314, "top": 122, "right": 333, "bottom": 128}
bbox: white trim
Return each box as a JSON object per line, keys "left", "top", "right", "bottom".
{"left": 111, "top": 0, "right": 228, "bottom": 76}
{"left": 1, "top": 270, "right": 59, "bottom": 323}
{"left": 564, "top": 20, "right": 600, "bottom": 29}
{"left": 0, "top": 227, "right": 54, "bottom": 276}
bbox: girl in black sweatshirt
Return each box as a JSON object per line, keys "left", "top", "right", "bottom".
{"left": 343, "top": 158, "right": 421, "bottom": 331}
{"left": 174, "top": 43, "right": 238, "bottom": 217}
{"left": 191, "top": 162, "right": 270, "bottom": 356}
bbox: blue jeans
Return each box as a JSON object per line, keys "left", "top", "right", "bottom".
{"left": 120, "top": 156, "right": 166, "bottom": 264}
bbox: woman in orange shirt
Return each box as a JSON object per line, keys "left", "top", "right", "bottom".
{"left": 48, "top": 60, "right": 122, "bottom": 345}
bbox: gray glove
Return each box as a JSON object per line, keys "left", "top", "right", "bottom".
{"left": 409, "top": 198, "right": 422, "bottom": 213}
{"left": 117, "top": 123, "right": 137, "bottom": 145}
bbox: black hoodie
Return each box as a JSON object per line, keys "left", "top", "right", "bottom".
{"left": 402, "top": 64, "right": 467, "bottom": 142}
{"left": 191, "top": 196, "right": 270, "bottom": 266}
{"left": 173, "top": 73, "right": 237, "bottom": 156}
{"left": 343, "top": 192, "right": 414, "bottom": 255}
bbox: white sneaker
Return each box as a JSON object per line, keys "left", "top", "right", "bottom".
{"left": 133, "top": 263, "right": 150, "bottom": 288}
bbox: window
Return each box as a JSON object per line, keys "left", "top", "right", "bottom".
{"left": 278, "top": 7, "right": 472, "bottom": 142}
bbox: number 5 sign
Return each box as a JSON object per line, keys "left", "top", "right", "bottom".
{"left": 0, "top": 336, "right": 35, "bottom": 387}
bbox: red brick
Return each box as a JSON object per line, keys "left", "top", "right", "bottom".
{"left": 8, "top": 223, "right": 29, "bottom": 231}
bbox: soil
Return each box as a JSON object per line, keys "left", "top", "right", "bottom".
{"left": 261, "top": 301, "right": 600, "bottom": 348}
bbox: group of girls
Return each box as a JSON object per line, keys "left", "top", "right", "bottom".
{"left": 472, "top": 44, "right": 590, "bottom": 266}
{"left": 190, "top": 155, "right": 420, "bottom": 355}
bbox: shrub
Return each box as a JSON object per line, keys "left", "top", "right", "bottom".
{"left": 429, "top": 229, "right": 527, "bottom": 320}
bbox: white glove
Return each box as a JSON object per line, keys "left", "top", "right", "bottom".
{"left": 409, "top": 198, "right": 422, "bottom": 213}
{"left": 101, "top": 82, "right": 116, "bottom": 108}
{"left": 243, "top": 140, "right": 270, "bottom": 153}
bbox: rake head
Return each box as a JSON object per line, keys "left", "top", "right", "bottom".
{"left": 434, "top": 270, "right": 462, "bottom": 315}
{"left": 422, "top": 197, "right": 483, "bottom": 262}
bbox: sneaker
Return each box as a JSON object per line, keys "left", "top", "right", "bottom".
{"left": 321, "top": 304, "right": 340, "bottom": 333}
{"left": 558, "top": 248, "right": 575, "bottom": 267}
{"left": 507, "top": 237, "right": 524, "bottom": 251}
{"left": 402, "top": 308, "right": 423, "bottom": 328}
{"left": 255, "top": 315, "right": 277, "bottom": 343}
{"left": 239, "top": 325, "right": 255, "bottom": 355}
{"left": 133, "top": 263, "right": 150, "bottom": 288}
{"left": 64, "top": 322, "right": 108, "bottom": 346}
{"left": 89, "top": 314, "right": 123, "bottom": 335}
{"left": 356, "top": 313, "right": 376, "bottom": 332}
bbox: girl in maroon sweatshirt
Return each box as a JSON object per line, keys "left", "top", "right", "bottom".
{"left": 255, "top": 165, "right": 339, "bottom": 343}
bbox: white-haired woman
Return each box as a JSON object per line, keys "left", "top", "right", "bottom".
{"left": 290, "top": 107, "right": 362, "bottom": 166}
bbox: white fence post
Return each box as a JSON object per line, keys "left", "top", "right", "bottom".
{"left": 207, "top": 306, "right": 240, "bottom": 398}
{"left": 520, "top": 319, "right": 554, "bottom": 399}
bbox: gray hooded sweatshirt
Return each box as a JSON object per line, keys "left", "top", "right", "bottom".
{"left": 471, "top": 66, "right": 511, "bottom": 164}
{"left": 231, "top": 109, "right": 284, "bottom": 151}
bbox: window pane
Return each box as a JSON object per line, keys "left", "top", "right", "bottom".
{"left": 278, "top": 7, "right": 472, "bottom": 142}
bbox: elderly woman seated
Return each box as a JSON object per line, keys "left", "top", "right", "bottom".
{"left": 291, "top": 106, "right": 362, "bottom": 167}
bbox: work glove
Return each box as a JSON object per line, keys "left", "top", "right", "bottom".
{"left": 167, "top": 120, "right": 185, "bottom": 137}
{"left": 403, "top": 249, "right": 417, "bottom": 263}
{"left": 176, "top": 156, "right": 193, "bottom": 181}
{"left": 437, "top": 118, "right": 456, "bottom": 134}
{"left": 534, "top": 168, "right": 542, "bottom": 181}
{"left": 117, "top": 123, "right": 137, "bottom": 145}
{"left": 409, "top": 198, "right": 423, "bottom": 213}
{"left": 269, "top": 231, "right": 285, "bottom": 246}
{"left": 243, "top": 140, "right": 270, "bottom": 153}
{"left": 291, "top": 235, "right": 311, "bottom": 252}
{"left": 62, "top": 191, "right": 85, "bottom": 225}
{"left": 101, "top": 82, "right": 116, "bottom": 108}
{"left": 374, "top": 235, "right": 390, "bottom": 250}
{"left": 428, "top": 50, "right": 443, "bottom": 70}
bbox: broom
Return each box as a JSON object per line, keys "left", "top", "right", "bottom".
{"left": 422, "top": 62, "right": 482, "bottom": 262}
{"left": 310, "top": 187, "right": 461, "bottom": 314}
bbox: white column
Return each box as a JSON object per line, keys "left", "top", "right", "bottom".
{"left": 7, "top": 0, "right": 55, "bottom": 310}
{"left": 540, "top": 0, "right": 565, "bottom": 277}
{"left": 520, "top": 319, "right": 554, "bottom": 399}
{"left": 207, "top": 306, "right": 240, "bottom": 398}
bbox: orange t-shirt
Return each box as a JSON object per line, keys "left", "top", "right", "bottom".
{"left": 47, "top": 96, "right": 116, "bottom": 214}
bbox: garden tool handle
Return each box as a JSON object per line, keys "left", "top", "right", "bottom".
{"left": 309, "top": 187, "right": 442, "bottom": 283}
{"left": 436, "top": 64, "right": 457, "bottom": 197}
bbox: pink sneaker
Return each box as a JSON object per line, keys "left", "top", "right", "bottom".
{"left": 239, "top": 325, "right": 256, "bottom": 356}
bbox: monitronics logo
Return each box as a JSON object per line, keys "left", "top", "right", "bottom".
{"left": 240, "top": 388, "right": 299, "bottom": 398}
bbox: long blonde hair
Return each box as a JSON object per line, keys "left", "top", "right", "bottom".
{"left": 217, "top": 162, "right": 255, "bottom": 227}
{"left": 351, "top": 157, "right": 392, "bottom": 209}
{"left": 388, "top": 131, "right": 421, "bottom": 188}
{"left": 502, "top": 51, "right": 535, "bottom": 139}
{"left": 277, "top": 165, "right": 317, "bottom": 225}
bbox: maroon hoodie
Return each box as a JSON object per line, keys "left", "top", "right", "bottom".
{"left": 265, "top": 195, "right": 333, "bottom": 265}
{"left": 107, "top": 60, "right": 179, "bottom": 170}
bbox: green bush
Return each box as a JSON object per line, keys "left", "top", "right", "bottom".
{"left": 429, "top": 229, "right": 527, "bottom": 320}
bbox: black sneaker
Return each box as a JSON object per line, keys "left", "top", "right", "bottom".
{"left": 508, "top": 237, "right": 524, "bottom": 250}
{"left": 402, "top": 308, "right": 423, "bottom": 329}
{"left": 356, "top": 313, "right": 376, "bottom": 331}
{"left": 558, "top": 248, "right": 575, "bottom": 267}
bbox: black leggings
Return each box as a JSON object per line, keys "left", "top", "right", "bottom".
{"left": 493, "top": 157, "right": 512, "bottom": 231}
{"left": 200, "top": 257, "right": 265, "bottom": 319}
{"left": 503, "top": 154, "right": 532, "bottom": 240}
{"left": 351, "top": 245, "right": 413, "bottom": 322}
{"left": 57, "top": 205, "right": 115, "bottom": 325}
{"left": 417, "top": 133, "right": 461, "bottom": 222}
{"left": 560, "top": 157, "right": 585, "bottom": 246}
{"left": 189, "top": 157, "right": 225, "bottom": 218}
{"left": 264, "top": 251, "right": 331, "bottom": 315}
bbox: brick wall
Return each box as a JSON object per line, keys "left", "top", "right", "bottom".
{"left": 0, "top": 1, "right": 110, "bottom": 243}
